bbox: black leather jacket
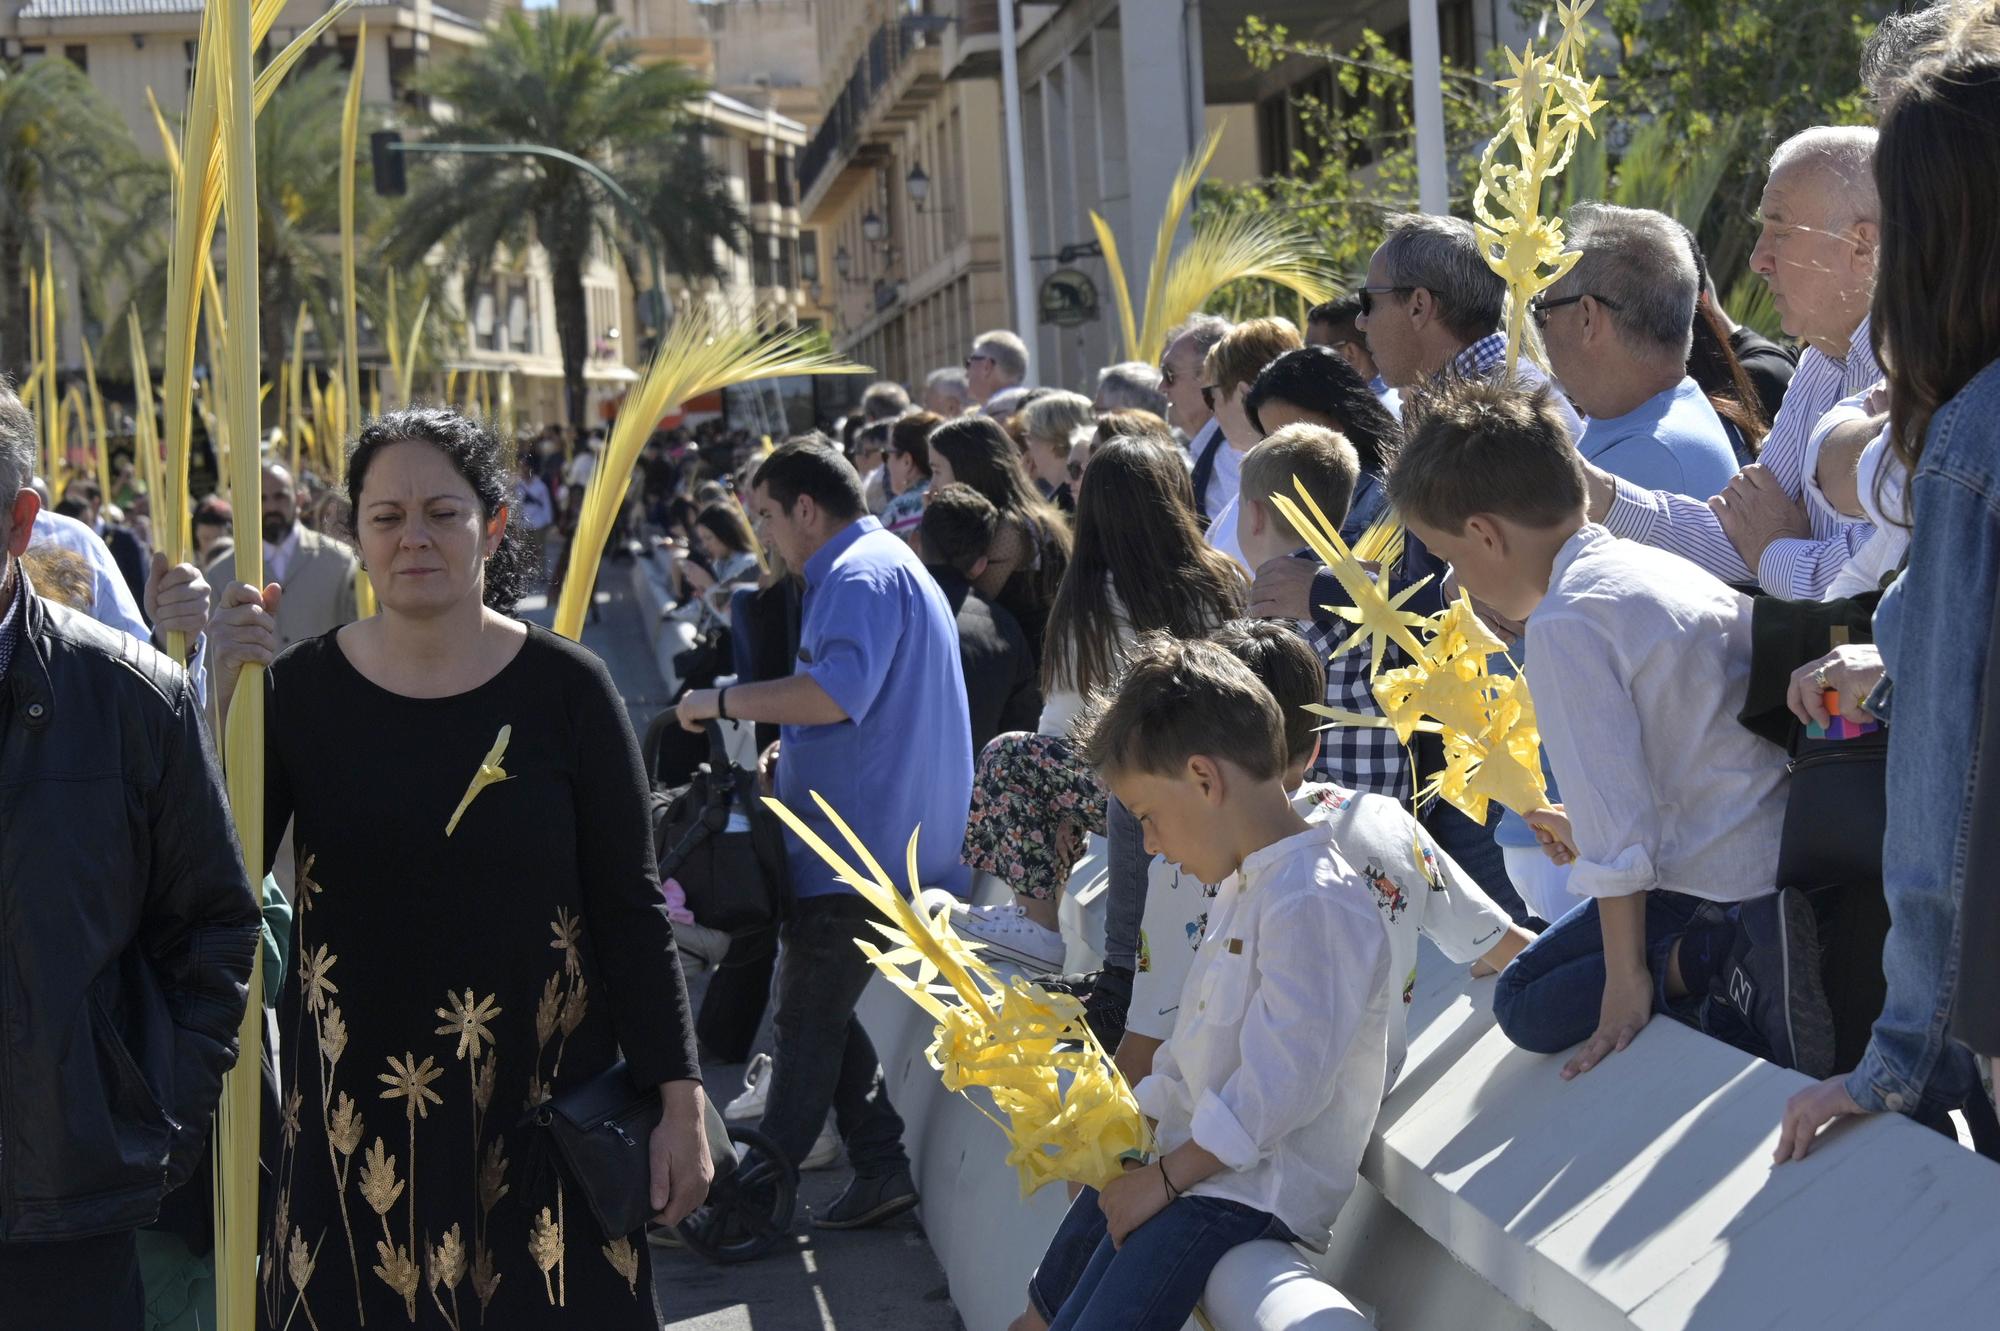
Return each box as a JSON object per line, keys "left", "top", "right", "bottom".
{"left": 0, "top": 577, "right": 259, "bottom": 1241}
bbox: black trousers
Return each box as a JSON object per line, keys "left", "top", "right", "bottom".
{"left": 0, "top": 1228, "right": 143, "bottom": 1331}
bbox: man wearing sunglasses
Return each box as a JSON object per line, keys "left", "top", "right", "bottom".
{"left": 964, "top": 329, "right": 1030, "bottom": 407}
{"left": 1159, "top": 315, "right": 1234, "bottom": 525}
{"left": 1352, "top": 213, "right": 1584, "bottom": 443}
{"left": 1533, "top": 204, "right": 1739, "bottom": 503}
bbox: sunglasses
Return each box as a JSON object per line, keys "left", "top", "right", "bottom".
{"left": 1528, "top": 292, "right": 1623, "bottom": 327}
{"left": 1357, "top": 284, "right": 1413, "bottom": 316}
{"left": 964, "top": 353, "right": 994, "bottom": 369}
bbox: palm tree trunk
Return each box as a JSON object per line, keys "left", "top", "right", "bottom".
{"left": 551, "top": 250, "right": 590, "bottom": 431}
{"left": 0, "top": 219, "right": 26, "bottom": 386}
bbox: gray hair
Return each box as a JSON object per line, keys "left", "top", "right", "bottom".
{"left": 860, "top": 380, "right": 911, "bottom": 421}
{"left": 1555, "top": 203, "right": 1698, "bottom": 360}
{"left": 971, "top": 329, "right": 1029, "bottom": 385}
{"left": 924, "top": 365, "right": 972, "bottom": 408}
{"left": 1163, "top": 314, "right": 1231, "bottom": 361}
{"left": 1379, "top": 213, "right": 1507, "bottom": 344}
{"left": 1019, "top": 390, "right": 1097, "bottom": 446}
{"left": 982, "top": 385, "right": 1035, "bottom": 419}
{"left": 1093, "top": 361, "right": 1168, "bottom": 416}
{"left": 1769, "top": 126, "right": 1881, "bottom": 226}
{"left": 0, "top": 384, "right": 36, "bottom": 515}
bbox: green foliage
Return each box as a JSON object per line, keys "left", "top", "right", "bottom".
{"left": 387, "top": 10, "right": 745, "bottom": 425}
{"left": 1201, "top": 19, "right": 1503, "bottom": 294}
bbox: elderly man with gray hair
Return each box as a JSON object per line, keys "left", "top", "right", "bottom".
{"left": 1536, "top": 203, "right": 1739, "bottom": 500}
{"left": 1583, "top": 125, "right": 1884, "bottom": 598}
{"left": 1091, "top": 361, "right": 1168, "bottom": 418}
{"left": 966, "top": 328, "right": 1029, "bottom": 406}
{"left": 1159, "top": 314, "right": 1235, "bottom": 524}
{"left": 0, "top": 385, "right": 259, "bottom": 1327}
{"left": 923, "top": 364, "right": 973, "bottom": 416}
{"left": 1354, "top": 212, "right": 1585, "bottom": 442}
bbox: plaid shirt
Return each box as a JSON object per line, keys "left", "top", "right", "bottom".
{"left": 1300, "top": 610, "right": 1413, "bottom": 804}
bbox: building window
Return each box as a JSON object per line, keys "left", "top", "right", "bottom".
{"left": 63, "top": 45, "right": 87, "bottom": 73}
{"left": 776, "top": 152, "right": 796, "bottom": 208}
{"left": 748, "top": 146, "right": 772, "bottom": 206}
{"left": 798, "top": 230, "right": 819, "bottom": 283}
{"left": 1258, "top": 91, "right": 1288, "bottom": 177}
{"left": 776, "top": 237, "right": 795, "bottom": 291}
{"left": 751, "top": 231, "right": 776, "bottom": 289}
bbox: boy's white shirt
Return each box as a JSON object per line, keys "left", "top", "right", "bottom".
{"left": 1526, "top": 524, "right": 1788, "bottom": 904}
{"left": 1131, "top": 821, "right": 1391, "bottom": 1249}
{"left": 1129, "top": 782, "right": 1512, "bottom": 1088}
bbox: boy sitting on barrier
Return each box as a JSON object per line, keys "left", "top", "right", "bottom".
{"left": 1014, "top": 634, "right": 1391, "bottom": 1331}
{"left": 1118, "top": 620, "right": 1533, "bottom": 1096}
{"left": 1389, "top": 376, "right": 1829, "bottom": 1080}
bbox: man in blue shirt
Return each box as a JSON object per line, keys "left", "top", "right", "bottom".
{"left": 679, "top": 436, "right": 972, "bottom": 1229}
{"left": 1535, "top": 203, "right": 1740, "bottom": 502}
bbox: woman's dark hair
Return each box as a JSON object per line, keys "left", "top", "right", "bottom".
{"left": 1242, "top": 347, "right": 1403, "bottom": 477}
{"left": 1677, "top": 223, "right": 1769, "bottom": 456}
{"left": 1875, "top": 35, "right": 2000, "bottom": 519}
{"left": 346, "top": 406, "right": 529, "bottom": 613}
{"left": 928, "top": 414, "right": 1072, "bottom": 609}
{"left": 696, "top": 501, "right": 756, "bottom": 557}
{"left": 890, "top": 411, "right": 940, "bottom": 476}
{"left": 1044, "top": 436, "right": 1245, "bottom": 699}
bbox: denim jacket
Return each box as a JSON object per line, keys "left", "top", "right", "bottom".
{"left": 1844, "top": 359, "right": 2000, "bottom": 1118}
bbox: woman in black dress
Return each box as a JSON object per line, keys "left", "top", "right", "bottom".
{"left": 210, "top": 409, "right": 711, "bottom": 1329}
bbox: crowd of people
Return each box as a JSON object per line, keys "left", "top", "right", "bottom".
{"left": 2, "top": 4, "right": 1998, "bottom": 1329}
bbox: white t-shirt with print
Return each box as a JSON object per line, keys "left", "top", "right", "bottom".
{"left": 1128, "top": 781, "right": 1513, "bottom": 1087}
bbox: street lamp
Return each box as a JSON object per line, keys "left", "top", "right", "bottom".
{"left": 906, "top": 162, "right": 929, "bottom": 204}
{"left": 861, "top": 210, "right": 886, "bottom": 243}
{"left": 834, "top": 245, "right": 852, "bottom": 279}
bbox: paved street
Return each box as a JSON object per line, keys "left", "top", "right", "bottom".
{"left": 521, "top": 562, "right": 965, "bottom": 1331}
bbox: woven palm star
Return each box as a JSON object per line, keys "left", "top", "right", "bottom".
{"left": 378, "top": 1052, "right": 445, "bottom": 1122}
{"left": 434, "top": 989, "right": 504, "bottom": 1063}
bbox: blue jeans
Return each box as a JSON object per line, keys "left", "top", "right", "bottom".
{"left": 1492, "top": 890, "right": 1740, "bottom": 1054}
{"left": 1842, "top": 364, "right": 1998, "bottom": 1119}
{"left": 1029, "top": 1186, "right": 1293, "bottom": 1331}
{"left": 1101, "top": 798, "right": 1147, "bottom": 973}
{"left": 761, "top": 894, "right": 910, "bottom": 1177}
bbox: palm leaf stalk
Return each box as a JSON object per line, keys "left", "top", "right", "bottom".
{"left": 39, "top": 237, "right": 59, "bottom": 490}
{"left": 81, "top": 338, "right": 110, "bottom": 501}
{"left": 1089, "top": 126, "right": 1335, "bottom": 362}
{"left": 127, "top": 308, "right": 162, "bottom": 524}
{"left": 338, "top": 24, "right": 365, "bottom": 451}
{"left": 551, "top": 307, "right": 871, "bottom": 639}
{"left": 213, "top": 0, "right": 266, "bottom": 1321}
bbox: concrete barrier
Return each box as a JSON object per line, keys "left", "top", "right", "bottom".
{"left": 864, "top": 918, "right": 2000, "bottom": 1331}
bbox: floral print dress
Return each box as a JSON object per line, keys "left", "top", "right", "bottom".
{"left": 256, "top": 626, "right": 699, "bottom": 1330}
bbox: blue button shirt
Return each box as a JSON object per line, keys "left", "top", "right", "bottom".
{"left": 779, "top": 516, "right": 974, "bottom": 898}
{"left": 1576, "top": 376, "right": 1739, "bottom": 501}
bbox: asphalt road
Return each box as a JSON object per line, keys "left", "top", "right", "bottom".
{"left": 519, "top": 562, "right": 966, "bottom": 1331}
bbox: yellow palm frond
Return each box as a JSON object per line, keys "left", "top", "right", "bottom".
{"left": 1134, "top": 126, "right": 1224, "bottom": 359}
{"left": 338, "top": 22, "right": 366, "bottom": 441}
{"left": 126, "top": 309, "right": 162, "bottom": 518}
{"left": 552, "top": 308, "right": 872, "bottom": 640}
{"left": 1148, "top": 210, "right": 1337, "bottom": 359}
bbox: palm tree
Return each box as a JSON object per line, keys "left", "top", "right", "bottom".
{"left": 0, "top": 56, "right": 137, "bottom": 380}
{"left": 388, "top": 10, "right": 744, "bottom": 427}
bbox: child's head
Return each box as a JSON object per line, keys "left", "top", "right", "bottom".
{"left": 1079, "top": 633, "right": 1290, "bottom": 884}
{"left": 1206, "top": 618, "right": 1328, "bottom": 788}
{"left": 1235, "top": 424, "right": 1361, "bottom": 570}
{"left": 919, "top": 482, "right": 1000, "bottom": 580}
{"left": 1389, "top": 376, "right": 1587, "bottom": 621}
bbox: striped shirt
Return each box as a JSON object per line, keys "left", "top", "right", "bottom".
{"left": 1449, "top": 332, "right": 1586, "bottom": 443}
{"left": 1604, "top": 317, "right": 1883, "bottom": 598}
{"left": 0, "top": 576, "right": 17, "bottom": 679}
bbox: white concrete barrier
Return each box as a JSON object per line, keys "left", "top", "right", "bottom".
{"left": 866, "top": 921, "right": 2000, "bottom": 1331}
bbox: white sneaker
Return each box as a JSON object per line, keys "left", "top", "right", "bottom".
{"left": 724, "top": 1053, "right": 771, "bottom": 1122}
{"left": 950, "top": 902, "right": 1065, "bottom": 972}
{"left": 801, "top": 1116, "right": 842, "bottom": 1171}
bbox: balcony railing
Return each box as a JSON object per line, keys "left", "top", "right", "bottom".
{"left": 797, "top": 15, "right": 939, "bottom": 203}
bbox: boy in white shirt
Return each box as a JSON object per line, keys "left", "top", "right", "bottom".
{"left": 1389, "top": 377, "right": 1834, "bottom": 1080}
{"left": 1121, "top": 620, "right": 1532, "bottom": 1094}
{"left": 1017, "top": 635, "right": 1391, "bottom": 1331}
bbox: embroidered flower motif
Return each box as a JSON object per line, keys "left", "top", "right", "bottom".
{"left": 328, "top": 1092, "right": 364, "bottom": 1157}
{"left": 358, "top": 1138, "right": 405, "bottom": 1217}
{"left": 378, "top": 1052, "right": 445, "bottom": 1123}
{"left": 433, "top": 989, "right": 504, "bottom": 1062}
{"left": 549, "top": 908, "right": 582, "bottom": 977}
{"left": 298, "top": 945, "right": 339, "bottom": 1015}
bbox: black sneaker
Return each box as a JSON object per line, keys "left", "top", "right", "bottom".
{"left": 1040, "top": 965, "right": 1133, "bottom": 1052}
{"left": 813, "top": 1168, "right": 919, "bottom": 1230}
{"left": 1714, "top": 888, "right": 1836, "bottom": 1078}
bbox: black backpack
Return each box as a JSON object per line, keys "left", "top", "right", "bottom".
{"left": 650, "top": 723, "right": 791, "bottom": 936}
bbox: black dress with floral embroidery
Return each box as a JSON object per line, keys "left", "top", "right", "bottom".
{"left": 256, "top": 624, "right": 699, "bottom": 1330}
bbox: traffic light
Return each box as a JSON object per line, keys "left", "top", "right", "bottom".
{"left": 371, "top": 130, "right": 407, "bottom": 197}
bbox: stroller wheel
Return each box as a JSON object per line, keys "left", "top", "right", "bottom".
{"left": 676, "top": 1124, "right": 798, "bottom": 1263}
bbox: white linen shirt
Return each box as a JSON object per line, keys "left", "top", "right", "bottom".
{"left": 1133, "top": 821, "right": 1391, "bottom": 1248}
{"left": 1526, "top": 525, "right": 1789, "bottom": 903}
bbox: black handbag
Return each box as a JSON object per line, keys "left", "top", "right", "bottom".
{"left": 672, "top": 624, "right": 731, "bottom": 692}
{"left": 651, "top": 723, "right": 790, "bottom": 935}
{"left": 525, "top": 1060, "right": 736, "bottom": 1242}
